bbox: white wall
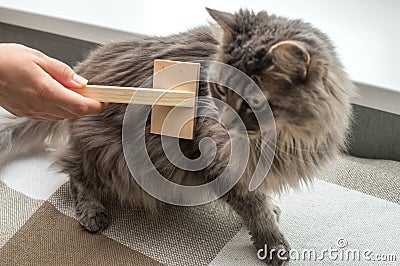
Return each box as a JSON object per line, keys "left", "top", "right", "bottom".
{"left": 1, "top": 0, "right": 399, "bottom": 93}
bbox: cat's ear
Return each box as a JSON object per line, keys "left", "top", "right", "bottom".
{"left": 206, "top": 8, "right": 236, "bottom": 34}
{"left": 268, "top": 40, "right": 311, "bottom": 82}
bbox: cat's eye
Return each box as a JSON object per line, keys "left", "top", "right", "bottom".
{"left": 246, "top": 96, "right": 264, "bottom": 110}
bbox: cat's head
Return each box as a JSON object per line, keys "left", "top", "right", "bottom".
{"left": 206, "top": 8, "right": 353, "bottom": 141}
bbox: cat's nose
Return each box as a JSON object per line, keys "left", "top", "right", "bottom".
{"left": 219, "top": 106, "right": 233, "bottom": 123}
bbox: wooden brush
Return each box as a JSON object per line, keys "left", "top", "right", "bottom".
{"left": 74, "top": 60, "right": 200, "bottom": 140}
{"left": 77, "top": 85, "right": 196, "bottom": 108}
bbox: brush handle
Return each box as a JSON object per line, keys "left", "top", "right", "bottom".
{"left": 74, "top": 85, "right": 195, "bottom": 107}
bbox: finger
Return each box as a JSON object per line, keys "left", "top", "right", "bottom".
{"left": 53, "top": 106, "right": 79, "bottom": 119}
{"left": 32, "top": 106, "right": 77, "bottom": 120}
{"left": 36, "top": 54, "right": 88, "bottom": 89}
{"left": 30, "top": 115, "right": 65, "bottom": 121}
{"left": 4, "top": 108, "right": 24, "bottom": 118}
{"left": 48, "top": 83, "right": 105, "bottom": 116}
{"left": 34, "top": 70, "right": 105, "bottom": 117}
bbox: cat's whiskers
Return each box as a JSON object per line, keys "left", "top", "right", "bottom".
{"left": 247, "top": 130, "right": 260, "bottom": 140}
{"left": 275, "top": 139, "right": 331, "bottom": 154}
{"left": 250, "top": 135, "right": 327, "bottom": 168}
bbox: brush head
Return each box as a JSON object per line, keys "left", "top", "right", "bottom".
{"left": 150, "top": 59, "right": 200, "bottom": 140}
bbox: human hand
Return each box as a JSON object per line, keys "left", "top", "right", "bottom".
{"left": 0, "top": 43, "right": 107, "bottom": 120}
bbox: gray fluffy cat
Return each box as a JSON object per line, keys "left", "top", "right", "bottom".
{"left": 0, "top": 8, "right": 354, "bottom": 265}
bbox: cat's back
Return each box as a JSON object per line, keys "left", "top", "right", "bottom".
{"left": 63, "top": 25, "right": 221, "bottom": 175}
{"left": 60, "top": 25, "right": 221, "bottom": 207}
{"left": 74, "top": 25, "right": 220, "bottom": 87}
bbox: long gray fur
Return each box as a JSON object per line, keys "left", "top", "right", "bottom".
{"left": 0, "top": 8, "right": 354, "bottom": 265}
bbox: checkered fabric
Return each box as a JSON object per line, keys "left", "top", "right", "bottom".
{"left": 1, "top": 155, "right": 399, "bottom": 265}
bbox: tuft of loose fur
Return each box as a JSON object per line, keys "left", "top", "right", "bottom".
{"left": 0, "top": 115, "right": 67, "bottom": 167}
{"left": 0, "top": 8, "right": 354, "bottom": 265}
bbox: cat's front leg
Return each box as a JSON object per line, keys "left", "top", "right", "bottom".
{"left": 69, "top": 172, "right": 110, "bottom": 233}
{"left": 222, "top": 187, "right": 290, "bottom": 265}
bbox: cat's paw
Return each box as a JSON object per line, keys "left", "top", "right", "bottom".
{"left": 77, "top": 208, "right": 110, "bottom": 233}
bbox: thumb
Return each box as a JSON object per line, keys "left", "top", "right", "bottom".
{"left": 37, "top": 55, "right": 88, "bottom": 89}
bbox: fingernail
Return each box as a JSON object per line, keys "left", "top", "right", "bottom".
{"left": 73, "top": 74, "right": 88, "bottom": 86}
